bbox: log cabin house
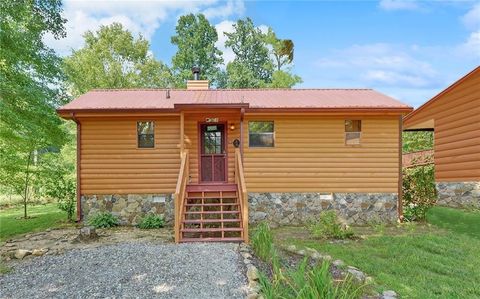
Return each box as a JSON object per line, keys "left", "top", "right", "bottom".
{"left": 58, "top": 72, "right": 412, "bottom": 242}
{"left": 403, "top": 66, "right": 480, "bottom": 208}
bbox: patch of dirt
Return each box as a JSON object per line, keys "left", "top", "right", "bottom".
{"left": 1, "top": 226, "right": 174, "bottom": 263}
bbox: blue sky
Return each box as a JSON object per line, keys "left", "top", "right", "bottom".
{"left": 46, "top": 0, "right": 480, "bottom": 107}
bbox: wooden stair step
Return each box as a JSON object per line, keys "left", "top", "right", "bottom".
{"left": 184, "top": 210, "right": 239, "bottom": 215}
{"left": 181, "top": 227, "right": 243, "bottom": 233}
{"left": 183, "top": 219, "right": 240, "bottom": 224}
{"left": 185, "top": 203, "right": 238, "bottom": 207}
{"left": 179, "top": 237, "right": 243, "bottom": 243}
{"left": 186, "top": 196, "right": 238, "bottom": 200}
{"left": 186, "top": 184, "right": 237, "bottom": 192}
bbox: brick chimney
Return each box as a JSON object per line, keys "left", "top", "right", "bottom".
{"left": 187, "top": 66, "right": 209, "bottom": 90}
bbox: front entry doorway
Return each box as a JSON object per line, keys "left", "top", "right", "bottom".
{"left": 199, "top": 123, "right": 227, "bottom": 183}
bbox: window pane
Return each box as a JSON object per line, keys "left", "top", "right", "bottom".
{"left": 249, "top": 121, "right": 274, "bottom": 133}
{"left": 249, "top": 121, "right": 274, "bottom": 147}
{"left": 345, "top": 132, "right": 361, "bottom": 145}
{"left": 249, "top": 133, "right": 274, "bottom": 147}
{"left": 137, "top": 121, "right": 154, "bottom": 148}
{"left": 138, "top": 121, "right": 154, "bottom": 134}
{"left": 345, "top": 120, "right": 361, "bottom": 132}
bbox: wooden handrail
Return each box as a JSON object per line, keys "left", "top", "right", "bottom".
{"left": 174, "top": 149, "right": 189, "bottom": 243}
{"left": 235, "top": 148, "right": 249, "bottom": 243}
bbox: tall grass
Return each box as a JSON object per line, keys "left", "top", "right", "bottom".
{"left": 251, "top": 222, "right": 363, "bottom": 298}
{"left": 251, "top": 222, "right": 275, "bottom": 262}
{"left": 259, "top": 259, "right": 363, "bottom": 299}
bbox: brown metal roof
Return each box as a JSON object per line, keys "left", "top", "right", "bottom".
{"left": 58, "top": 88, "right": 412, "bottom": 112}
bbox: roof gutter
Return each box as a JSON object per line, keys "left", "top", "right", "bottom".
{"left": 57, "top": 106, "right": 413, "bottom": 116}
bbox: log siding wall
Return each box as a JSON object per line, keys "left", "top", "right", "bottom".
{"left": 243, "top": 115, "right": 400, "bottom": 193}
{"left": 404, "top": 69, "right": 480, "bottom": 181}
{"left": 79, "top": 113, "right": 401, "bottom": 194}
{"left": 80, "top": 116, "right": 180, "bottom": 194}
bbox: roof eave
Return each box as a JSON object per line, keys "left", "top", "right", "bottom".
{"left": 57, "top": 106, "right": 412, "bottom": 119}
{"left": 403, "top": 66, "right": 480, "bottom": 126}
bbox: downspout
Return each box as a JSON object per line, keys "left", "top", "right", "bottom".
{"left": 71, "top": 113, "right": 82, "bottom": 222}
{"left": 240, "top": 108, "right": 245, "bottom": 161}
{"left": 398, "top": 115, "right": 404, "bottom": 222}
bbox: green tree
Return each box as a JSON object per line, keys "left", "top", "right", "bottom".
{"left": 224, "top": 18, "right": 273, "bottom": 87}
{"left": 264, "top": 28, "right": 302, "bottom": 88}
{"left": 171, "top": 13, "right": 223, "bottom": 87}
{"left": 38, "top": 123, "right": 77, "bottom": 221}
{"left": 269, "top": 70, "right": 303, "bottom": 88}
{"left": 264, "top": 28, "right": 294, "bottom": 71}
{"left": 225, "top": 61, "right": 265, "bottom": 88}
{"left": 64, "top": 22, "right": 171, "bottom": 96}
{"left": 0, "top": 0, "right": 68, "bottom": 218}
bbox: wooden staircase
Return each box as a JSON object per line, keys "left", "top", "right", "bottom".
{"left": 174, "top": 149, "right": 248, "bottom": 243}
{"left": 179, "top": 184, "right": 244, "bottom": 242}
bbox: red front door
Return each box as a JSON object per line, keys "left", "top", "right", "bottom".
{"left": 200, "top": 123, "right": 227, "bottom": 182}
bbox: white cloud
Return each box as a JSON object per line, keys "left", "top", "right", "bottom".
{"left": 315, "top": 43, "right": 440, "bottom": 88}
{"left": 379, "top": 0, "right": 419, "bottom": 11}
{"left": 458, "top": 30, "right": 480, "bottom": 56}
{"left": 203, "top": 0, "right": 245, "bottom": 19}
{"left": 45, "top": 0, "right": 243, "bottom": 56}
{"left": 215, "top": 20, "right": 236, "bottom": 66}
{"left": 462, "top": 3, "right": 480, "bottom": 30}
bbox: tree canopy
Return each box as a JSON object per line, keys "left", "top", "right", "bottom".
{"left": 222, "top": 18, "right": 302, "bottom": 88}
{"left": 224, "top": 18, "right": 273, "bottom": 87}
{"left": 64, "top": 22, "right": 172, "bottom": 96}
{"left": 171, "top": 13, "right": 223, "bottom": 87}
{"left": 0, "top": 0, "right": 68, "bottom": 217}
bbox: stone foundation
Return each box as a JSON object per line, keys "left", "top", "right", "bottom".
{"left": 248, "top": 192, "right": 398, "bottom": 225}
{"left": 81, "top": 194, "right": 174, "bottom": 226}
{"left": 436, "top": 182, "right": 480, "bottom": 208}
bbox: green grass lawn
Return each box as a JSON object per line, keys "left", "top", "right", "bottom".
{"left": 273, "top": 208, "right": 480, "bottom": 298}
{"left": 426, "top": 206, "right": 480, "bottom": 238}
{"left": 0, "top": 203, "right": 72, "bottom": 242}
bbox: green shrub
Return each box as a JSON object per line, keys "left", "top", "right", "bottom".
{"left": 259, "top": 259, "right": 364, "bottom": 299}
{"left": 88, "top": 212, "right": 119, "bottom": 228}
{"left": 251, "top": 222, "right": 275, "bottom": 262}
{"left": 307, "top": 211, "right": 354, "bottom": 240}
{"left": 402, "top": 165, "right": 436, "bottom": 221}
{"left": 402, "top": 131, "right": 433, "bottom": 153}
{"left": 138, "top": 214, "right": 164, "bottom": 229}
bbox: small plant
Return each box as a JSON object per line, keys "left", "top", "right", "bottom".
{"left": 368, "top": 218, "right": 386, "bottom": 235}
{"left": 0, "top": 261, "right": 11, "bottom": 275}
{"left": 307, "top": 211, "right": 354, "bottom": 240}
{"left": 88, "top": 212, "right": 119, "bottom": 228}
{"left": 138, "top": 214, "right": 165, "bottom": 229}
{"left": 251, "top": 222, "right": 275, "bottom": 262}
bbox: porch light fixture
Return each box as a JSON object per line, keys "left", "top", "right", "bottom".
{"left": 229, "top": 124, "right": 236, "bottom": 131}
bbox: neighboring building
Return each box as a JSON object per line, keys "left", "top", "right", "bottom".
{"left": 402, "top": 150, "right": 434, "bottom": 168}
{"left": 403, "top": 66, "right": 480, "bottom": 209}
{"left": 58, "top": 73, "right": 412, "bottom": 242}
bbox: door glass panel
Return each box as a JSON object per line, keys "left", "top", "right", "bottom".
{"left": 203, "top": 126, "right": 223, "bottom": 154}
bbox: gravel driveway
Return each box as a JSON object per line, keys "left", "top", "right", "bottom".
{"left": 0, "top": 242, "right": 247, "bottom": 299}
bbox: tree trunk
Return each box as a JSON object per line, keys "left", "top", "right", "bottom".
{"left": 23, "top": 151, "right": 33, "bottom": 219}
